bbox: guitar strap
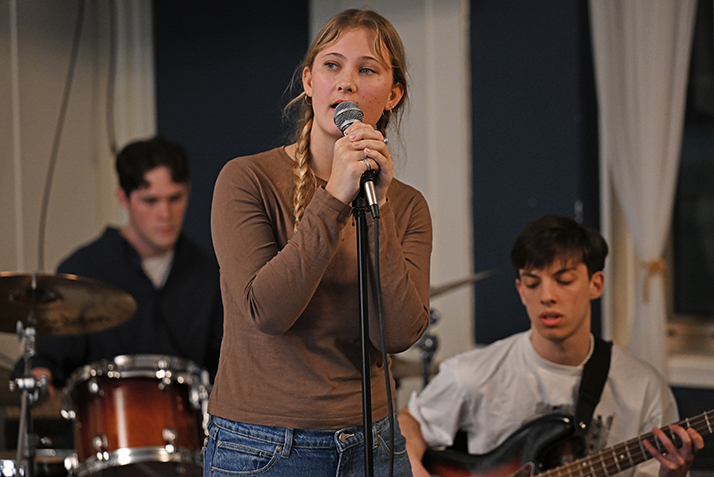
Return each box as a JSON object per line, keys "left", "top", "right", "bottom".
{"left": 573, "top": 335, "right": 612, "bottom": 438}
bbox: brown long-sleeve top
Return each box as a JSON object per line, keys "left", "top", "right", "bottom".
{"left": 208, "top": 146, "right": 432, "bottom": 429}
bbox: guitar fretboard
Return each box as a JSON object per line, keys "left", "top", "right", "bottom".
{"left": 541, "top": 410, "right": 713, "bottom": 477}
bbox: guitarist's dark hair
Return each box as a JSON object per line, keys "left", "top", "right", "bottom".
{"left": 510, "top": 215, "right": 608, "bottom": 278}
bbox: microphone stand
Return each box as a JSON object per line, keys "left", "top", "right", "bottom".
{"left": 352, "top": 188, "right": 374, "bottom": 477}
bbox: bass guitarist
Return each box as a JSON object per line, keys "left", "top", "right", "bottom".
{"left": 399, "top": 215, "right": 704, "bottom": 477}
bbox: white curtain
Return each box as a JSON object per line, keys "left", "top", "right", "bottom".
{"left": 589, "top": 0, "right": 697, "bottom": 375}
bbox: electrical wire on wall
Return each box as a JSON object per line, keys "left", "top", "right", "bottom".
{"left": 106, "top": 0, "right": 118, "bottom": 156}
{"left": 37, "top": 0, "right": 119, "bottom": 270}
{"left": 372, "top": 218, "right": 397, "bottom": 477}
{"left": 37, "top": 0, "right": 86, "bottom": 272}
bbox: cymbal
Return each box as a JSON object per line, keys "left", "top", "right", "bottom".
{"left": 0, "top": 272, "right": 136, "bottom": 336}
{"left": 430, "top": 269, "right": 497, "bottom": 298}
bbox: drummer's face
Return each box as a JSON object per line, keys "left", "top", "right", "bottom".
{"left": 118, "top": 166, "right": 189, "bottom": 258}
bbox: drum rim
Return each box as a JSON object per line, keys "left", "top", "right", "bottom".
{"left": 72, "top": 446, "right": 201, "bottom": 476}
{"left": 62, "top": 354, "right": 208, "bottom": 392}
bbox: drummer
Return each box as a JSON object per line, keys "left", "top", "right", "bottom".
{"left": 20, "top": 136, "right": 223, "bottom": 396}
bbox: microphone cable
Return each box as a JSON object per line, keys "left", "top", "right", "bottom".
{"left": 371, "top": 215, "right": 396, "bottom": 477}
{"left": 106, "top": 0, "right": 118, "bottom": 156}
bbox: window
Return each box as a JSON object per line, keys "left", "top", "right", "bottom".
{"left": 669, "top": 0, "right": 714, "bottom": 353}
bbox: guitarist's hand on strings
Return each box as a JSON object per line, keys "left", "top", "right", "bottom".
{"left": 643, "top": 424, "right": 704, "bottom": 477}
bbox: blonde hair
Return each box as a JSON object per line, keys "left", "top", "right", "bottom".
{"left": 285, "top": 9, "right": 409, "bottom": 231}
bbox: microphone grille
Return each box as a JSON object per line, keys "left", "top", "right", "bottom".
{"left": 333, "top": 101, "right": 363, "bottom": 134}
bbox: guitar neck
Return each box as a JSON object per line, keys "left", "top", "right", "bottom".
{"left": 540, "top": 410, "right": 714, "bottom": 477}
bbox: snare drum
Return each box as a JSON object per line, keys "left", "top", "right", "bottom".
{"left": 62, "top": 355, "right": 209, "bottom": 476}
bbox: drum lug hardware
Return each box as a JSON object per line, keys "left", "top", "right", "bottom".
{"left": 92, "top": 433, "right": 108, "bottom": 453}
{"left": 156, "top": 367, "right": 174, "bottom": 390}
{"left": 64, "top": 453, "right": 79, "bottom": 474}
{"left": 156, "top": 370, "right": 173, "bottom": 390}
{"left": 163, "top": 427, "right": 177, "bottom": 444}
{"left": 163, "top": 427, "right": 178, "bottom": 453}
{"left": 88, "top": 376, "right": 103, "bottom": 396}
{"left": 189, "top": 388, "right": 201, "bottom": 410}
{"left": 61, "top": 390, "right": 77, "bottom": 420}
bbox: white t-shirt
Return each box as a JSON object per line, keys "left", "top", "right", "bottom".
{"left": 408, "top": 331, "right": 679, "bottom": 477}
{"left": 142, "top": 251, "right": 174, "bottom": 288}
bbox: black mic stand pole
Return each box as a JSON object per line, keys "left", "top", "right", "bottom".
{"left": 352, "top": 188, "right": 374, "bottom": 477}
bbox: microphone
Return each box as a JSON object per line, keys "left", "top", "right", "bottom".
{"left": 333, "top": 101, "right": 379, "bottom": 218}
{"left": 333, "top": 100, "right": 363, "bottom": 133}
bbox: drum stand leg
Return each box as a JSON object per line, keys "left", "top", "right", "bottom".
{"left": 11, "top": 327, "right": 47, "bottom": 477}
{"left": 9, "top": 277, "right": 49, "bottom": 477}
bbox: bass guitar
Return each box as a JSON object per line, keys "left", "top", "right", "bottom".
{"left": 423, "top": 409, "right": 713, "bottom": 477}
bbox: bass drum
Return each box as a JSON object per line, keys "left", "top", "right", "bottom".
{"left": 62, "top": 355, "right": 210, "bottom": 477}
{"left": 0, "top": 449, "right": 75, "bottom": 476}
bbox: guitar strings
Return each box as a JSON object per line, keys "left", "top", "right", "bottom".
{"left": 541, "top": 409, "right": 713, "bottom": 477}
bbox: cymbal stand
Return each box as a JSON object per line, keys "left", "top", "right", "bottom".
{"left": 416, "top": 309, "right": 440, "bottom": 387}
{"left": 9, "top": 273, "right": 48, "bottom": 477}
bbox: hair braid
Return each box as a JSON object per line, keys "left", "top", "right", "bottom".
{"left": 292, "top": 102, "right": 316, "bottom": 231}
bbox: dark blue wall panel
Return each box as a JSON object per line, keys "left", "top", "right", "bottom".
{"left": 153, "top": 1, "right": 309, "bottom": 251}
{"left": 470, "top": 0, "right": 600, "bottom": 344}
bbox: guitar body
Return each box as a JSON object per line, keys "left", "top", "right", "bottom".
{"left": 423, "top": 414, "right": 582, "bottom": 477}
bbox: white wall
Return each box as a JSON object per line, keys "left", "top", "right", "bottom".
{"left": 0, "top": 0, "right": 154, "bottom": 365}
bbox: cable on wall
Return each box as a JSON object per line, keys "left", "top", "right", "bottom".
{"left": 106, "top": 0, "right": 118, "bottom": 155}
{"left": 37, "top": 0, "right": 86, "bottom": 272}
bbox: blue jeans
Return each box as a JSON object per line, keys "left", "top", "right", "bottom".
{"left": 202, "top": 414, "right": 413, "bottom": 476}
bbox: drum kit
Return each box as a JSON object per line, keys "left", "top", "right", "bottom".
{"left": 1, "top": 269, "right": 495, "bottom": 476}
{"left": 0, "top": 272, "right": 210, "bottom": 477}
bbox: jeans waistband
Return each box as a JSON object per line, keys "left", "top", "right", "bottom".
{"left": 209, "top": 414, "right": 394, "bottom": 452}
